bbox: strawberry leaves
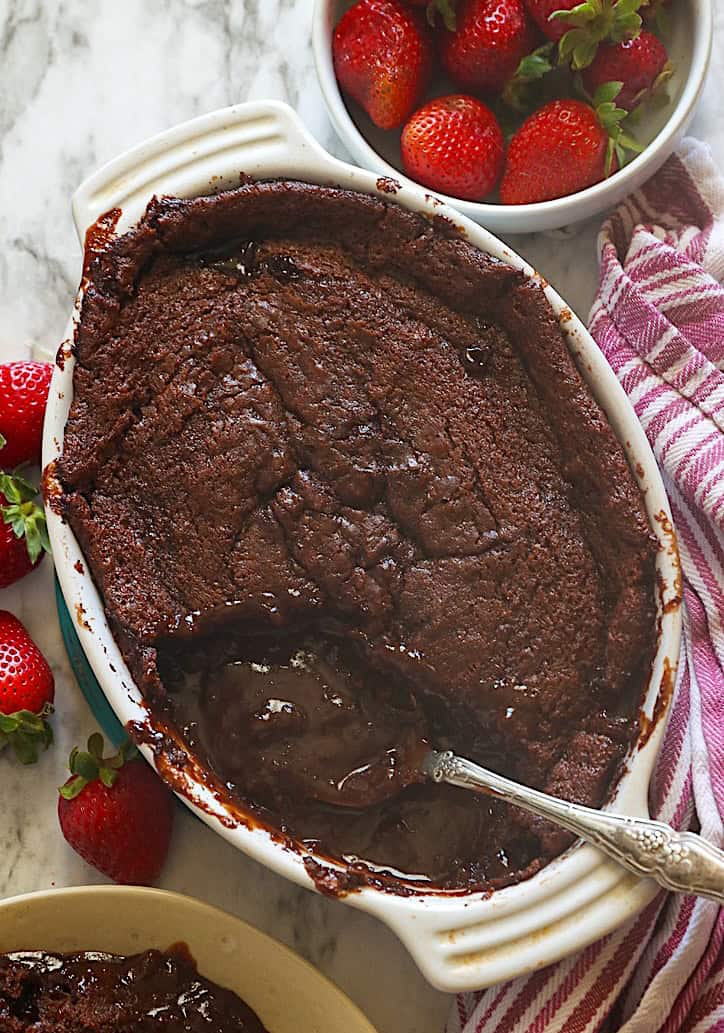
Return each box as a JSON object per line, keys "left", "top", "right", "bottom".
{"left": 503, "top": 41, "right": 558, "bottom": 110}
{"left": 0, "top": 704, "right": 54, "bottom": 764}
{"left": 590, "top": 81, "right": 643, "bottom": 173}
{"left": 0, "top": 470, "right": 50, "bottom": 565}
{"left": 59, "top": 734, "right": 136, "bottom": 800}
{"left": 554, "top": 0, "right": 644, "bottom": 70}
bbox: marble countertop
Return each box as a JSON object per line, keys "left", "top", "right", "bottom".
{"left": 0, "top": 3, "right": 722, "bottom": 1031}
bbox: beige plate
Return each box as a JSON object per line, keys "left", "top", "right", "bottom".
{"left": 0, "top": 885, "right": 378, "bottom": 1033}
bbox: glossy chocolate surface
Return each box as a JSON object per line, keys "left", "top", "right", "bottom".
{"left": 0, "top": 945, "right": 266, "bottom": 1031}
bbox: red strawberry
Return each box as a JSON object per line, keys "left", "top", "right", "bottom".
{"left": 333, "top": 0, "right": 434, "bottom": 130}
{"left": 524, "top": 0, "right": 581, "bottom": 40}
{"left": 523, "top": 0, "right": 643, "bottom": 68}
{"left": 58, "top": 735, "right": 174, "bottom": 885}
{"left": 439, "top": 0, "right": 537, "bottom": 95}
{"left": 582, "top": 30, "right": 669, "bottom": 111}
{"left": 0, "top": 611, "right": 54, "bottom": 764}
{"left": 0, "top": 471, "right": 50, "bottom": 588}
{"left": 500, "top": 90, "right": 639, "bottom": 204}
{"left": 0, "top": 362, "right": 52, "bottom": 469}
{"left": 401, "top": 94, "right": 504, "bottom": 200}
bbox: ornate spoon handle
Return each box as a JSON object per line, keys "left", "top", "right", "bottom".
{"left": 424, "top": 751, "right": 724, "bottom": 904}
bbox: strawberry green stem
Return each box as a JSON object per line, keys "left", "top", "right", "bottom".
{"left": 0, "top": 704, "right": 54, "bottom": 764}
{"left": 0, "top": 471, "right": 50, "bottom": 564}
{"left": 59, "top": 734, "right": 136, "bottom": 800}
{"left": 554, "top": 0, "right": 645, "bottom": 70}
{"left": 590, "top": 81, "right": 644, "bottom": 174}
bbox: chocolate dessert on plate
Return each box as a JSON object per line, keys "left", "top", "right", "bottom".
{"left": 56, "top": 180, "right": 658, "bottom": 894}
{"left": 0, "top": 944, "right": 266, "bottom": 1031}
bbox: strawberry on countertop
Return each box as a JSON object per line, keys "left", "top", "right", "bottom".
{"left": 0, "top": 610, "right": 54, "bottom": 764}
{"left": 0, "top": 468, "right": 50, "bottom": 588}
{"left": 581, "top": 29, "right": 670, "bottom": 111}
{"left": 439, "top": 0, "right": 537, "bottom": 96}
{"left": 0, "top": 361, "right": 52, "bottom": 470}
{"left": 500, "top": 86, "right": 640, "bottom": 204}
{"left": 58, "top": 734, "right": 174, "bottom": 885}
{"left": 401, "top": 94, "right": 505, "bottom": 200}
{"left": 333, "top": 0, "right": 434, "bottom": 129}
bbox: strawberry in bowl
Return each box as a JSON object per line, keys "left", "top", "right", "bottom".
{"left": 581, "top": 28, "right": 671, "bottom": 110}
{"left": 401, "top": 94, "right": 504, "bottom": 199}
{"left": 500, "top": 87, "right": 641, "bottom": 203}
{"left": 332, "top": 0, "right": 434, "bottom": 128}
{"left": 439, "top": 0, "right": 536, "bottom": 95}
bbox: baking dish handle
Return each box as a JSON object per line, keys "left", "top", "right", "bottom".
{"left": 71, "top": 100, "right": 350, "bottom": 241}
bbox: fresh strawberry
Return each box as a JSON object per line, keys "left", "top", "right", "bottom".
{"left": 58, "top": 735, "right": 174, "bottom": 885}
{"left": 500, "top": 88, "right": 640, "bottom": 203}
{"left": 0, "top": 500, "right": 44, "bottom": 587}
{"left": 0, "top": 470, "right": 50, "bottom": 588}
{"left": 439, "top": 0, "right": 537, "bottom": 95}
{"left": 0, "top": 610, "right": 54, "bottom": 764}
{"left": 401, "top": 94, "right": 504, "bottom": 200}
{"left": 582, "top": 29, "right": 669, "bottom": 110}
{"left": 0, "top": 362, "right": 52, "bottom": 469}
{"left": 524, "top": 0, "right": 644, "bottom": 68}
{"left": 333, "top": 0, "right": 434, "bottom": 130}
{"left": 524, "top": 0, "right": 569, "bottom": 39}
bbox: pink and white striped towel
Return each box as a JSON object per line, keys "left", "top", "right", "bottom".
{"left": 447, "top": 139, "right": 724, "bottom": 1033}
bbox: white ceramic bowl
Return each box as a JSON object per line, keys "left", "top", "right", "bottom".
{"left": 43, "top": 100, "right": 682, "bottom": 992}
{"left": 312, "top": 0, "right": 713, "bottom": 233}
{"left": 0, "top": 885, "right": 377, "bottom": 1033}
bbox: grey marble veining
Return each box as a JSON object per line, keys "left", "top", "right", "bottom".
{"left": 0, "top": 2, "right": 722, "bottom": 1032}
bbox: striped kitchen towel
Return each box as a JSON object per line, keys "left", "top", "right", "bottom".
{"left": 447, "top": 139, "right": 724, "bottom": 1033}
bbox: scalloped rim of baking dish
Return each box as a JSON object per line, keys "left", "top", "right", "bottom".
{"left": 42, "top": 100, "right": 682, "bottom": 993}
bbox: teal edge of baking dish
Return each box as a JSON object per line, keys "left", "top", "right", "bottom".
{"left": 55, "top": 576, "right": 125, "bottom": 747}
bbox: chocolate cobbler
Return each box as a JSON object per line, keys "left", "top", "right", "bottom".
{"left": 56, "top": 180, "right": 657, "bottom": 892}
{"left": 0, "top": 945, "right": 266, "bottom": 1031}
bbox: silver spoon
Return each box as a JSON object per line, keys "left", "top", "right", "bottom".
{"left": 423, "top": 749, "right": 724, "bottom": 904}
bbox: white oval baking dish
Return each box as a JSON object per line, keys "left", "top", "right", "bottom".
{"left": 42, "top": 100, "right": 682, "bottom": 993}
{"left": 0, "top": 885, "right": 377, "bottom": 1033}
